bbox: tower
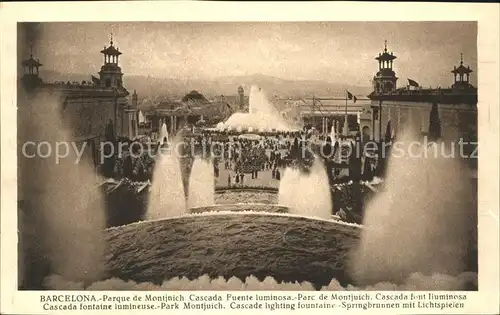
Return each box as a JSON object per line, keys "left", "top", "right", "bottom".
{"left": 451, "top": 53, "right": 473, "bottom": 90}
{"left": 237, "top": 85, "right": 244, "bottom": 111}
{"left": 20, "top": 43, "right": 43, "bottom": 90}
{"left": 373, "top": 40, "right": 398, "bottom": 95}
{"left": 98, "top": 33, "right": 124, "bottom": 89}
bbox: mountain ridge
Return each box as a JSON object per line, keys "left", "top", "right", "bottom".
{"left": 38, "top": 70, "right": 373, "bottom": 107}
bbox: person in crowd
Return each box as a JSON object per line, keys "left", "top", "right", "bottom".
{"left": 214, "top": 161, "right": 219, "bottom": 178}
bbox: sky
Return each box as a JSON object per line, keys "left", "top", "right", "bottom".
{"left": 21, "top": 22, "right": 477, "bottom": 88}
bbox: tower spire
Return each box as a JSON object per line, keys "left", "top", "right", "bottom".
{"left": 29, "top": 41, "right": 33, "bottom": 58}
{"left": 110, "top": 32, "right": 113, "bottom": 46}
{"left": 384, "top": 40, "right": 387, "bottom": 52}
{"left": 460, "top": 52, "right": 463, "bottom": 65}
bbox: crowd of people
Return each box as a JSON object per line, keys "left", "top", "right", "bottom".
{"left": 97, "top": 127, "right": 386, "bottom": 225}
{"left": 100, "top": 128, "right": 382, "bottom": 185}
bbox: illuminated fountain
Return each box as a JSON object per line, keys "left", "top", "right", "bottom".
{"left": 34, "top": 90, "right": 475, "bottom": 292}
{"left": 218, "top": 85, "right": 295, "bottom": 132}
{"left": 147, "top": 145, "right": 187, "bottom": 220}
{"left": 19, "top": 91, "right": 106, "bottom": 287}
{"left": 187, "top": 157, "right": 215, "bottom": 209}
{"left": 159, "top": 122, "right": 169, "bottom": 146}
{"left": 349, "top": 129, "right": 477, "bottom": 286}
{"left": 279, "top": 159, "right": 333, "bottom": 220}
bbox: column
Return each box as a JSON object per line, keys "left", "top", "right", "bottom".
{"left": 128, "top": 113, "right": 132, "bottom": 140}
{"left": 408, "top": 107, "right": 413, "bottom": 135}
{"left": 397, "top": 107, "right": 401, "bottom": 135}
{"left": 170, "top": 116, "right": 174, "bottom": 134}
{"left": 371, "top": 108, "right": 376, "bottom": 141}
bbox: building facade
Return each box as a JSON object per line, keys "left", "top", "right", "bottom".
{"left": 19, "top": 36, "right": 139, "bottom": 165}
{"left": 362, "top": 43, "right": 477, "bottom": 147}
{"left": 144, "top": 89, "right": 238, "bottom": 136}
{"left": 293, "top": 97, "right": 371, "bottom": 135}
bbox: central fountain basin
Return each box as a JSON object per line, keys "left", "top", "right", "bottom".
{"left": 214, "top": 187, "right": 279, "bottom": 205}
{"left": 105, "top": 212, "right": 361, "bottom": 289}
{"left": 189, "top": 203, "right": 288, "bottom": 214}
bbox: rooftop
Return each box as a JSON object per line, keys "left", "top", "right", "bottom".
{"left": 375, "top": 41, "right": 397, "bottom": 61}
{"left": 451, "top": 53, "right": 473, "bottom": 74}
{"left": 101, "top": 45, "right": 122, "bottom": 56}
{"left": 22, "top": 56, "right": 42, "bottom": 68}
{"left": 368, "top": 86, "right": 477, "bottom": 104}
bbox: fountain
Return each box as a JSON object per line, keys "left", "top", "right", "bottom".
{"left": 147, "top": 146, "right": 187, "bottom": 220}
{"left": 278, "top": 168, "right": 301, "bottom": 211}
{"left": 350, "top": 129, "right": 477, "bottom": 285}
{"left": 35, "top": 93, "right": 476, "bottom": 292}
{"left": 330, "top": 122, "right": 337, "bottom": 141}
{"left": 159, "top": 122, "right": 169, "bottom": 146}
{"left": 187, "top": 157, "right": 215, "bottom": 209}
{"left": 278, "top": 159, "right": 333, "bottom": 220}
{"left": 219, "top": 86, "right": 294, "bottom": 132}
{"left": 18, "top": 91, "right": 106, "bottom": 287}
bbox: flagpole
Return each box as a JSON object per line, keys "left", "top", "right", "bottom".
{"left": 344, "top": 90, "right": 348, "bottom": 137}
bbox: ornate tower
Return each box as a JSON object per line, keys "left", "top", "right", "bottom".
{"left": 20, "top": 44, "right": 43, "bottom": 90}
{"left": 373, "top": 40, "right": 398, "bottom": 95}
{"left": 451, "top": 53, "right": 474, "bottom": 90}
{"left": 238, "top": 85, "right": 244, "bottom": 111}
{"left": 98, "top": 33, "right": 124, "bottom": 89}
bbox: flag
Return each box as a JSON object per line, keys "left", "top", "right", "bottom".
{"left": 347, "top": 91, "right": 357, "bottom": 103}
{"left": 408, "top": 78, "right": 419, "bottom": 87}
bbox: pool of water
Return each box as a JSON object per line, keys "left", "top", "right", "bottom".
{"left": 105, "top": 212, "right": 361, "bottom": 289}
{"left": 214, "top": 190, "right": 278, "bottom": 205}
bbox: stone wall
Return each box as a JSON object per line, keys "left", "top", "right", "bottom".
{"left": 62, "top": 96, "right": 129, "bottom": 141}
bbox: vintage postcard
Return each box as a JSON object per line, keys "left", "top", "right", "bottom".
{"left": 1, "top": 1, "right": 499, "bottom": 314}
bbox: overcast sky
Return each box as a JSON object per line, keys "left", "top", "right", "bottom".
{"left": 23, "top": 22, "right": 477, "bottom": 88}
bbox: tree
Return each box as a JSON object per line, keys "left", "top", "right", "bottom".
{"left": 384, "top": 120, "right": 392, "bottom": 143}
{"left": 428, "top": 102, "right": 442, "bottom": 141}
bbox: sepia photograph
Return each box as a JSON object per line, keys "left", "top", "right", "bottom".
{"left": 16, "top": 21, "right": 480, "bottom": 293}
{"left": 1, "top": 2, "right": 499, "bottom": 313}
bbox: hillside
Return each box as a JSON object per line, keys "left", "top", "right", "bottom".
{"left": 38, "top": 70, "right": 372, "bottom": 109}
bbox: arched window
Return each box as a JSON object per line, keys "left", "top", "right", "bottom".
{"left": 105, "top": 78, "right": 111, "bottom": 88}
